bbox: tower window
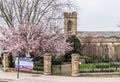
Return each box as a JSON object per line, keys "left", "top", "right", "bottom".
{"left": 67, "top": 20, "right": 72, "bottom": 32}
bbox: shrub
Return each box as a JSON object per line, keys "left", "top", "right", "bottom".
{"left": 96, "top": 63, "right": 109, "bottom": 69}
{"left": 80, "top": 64, "right": 95, "bottom": 69}
{"left": 110, "top": 62, "right": 120, "bottom": 68}
{"left": 80, "top": 56, "right": 91, "bottom": 63}
{"left": 33, "top": 65, "right": 44, "bottom": 71}
{"left": 34, "top": 58, "right": 44, "bottom": 71}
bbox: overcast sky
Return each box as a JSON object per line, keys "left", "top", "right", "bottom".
{"left": 71, "top": 0, "right": 120, "bottom": 31}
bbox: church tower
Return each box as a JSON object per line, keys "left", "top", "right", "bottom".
{"left": 64, "top": 12, "right": 77, "bottom": 35}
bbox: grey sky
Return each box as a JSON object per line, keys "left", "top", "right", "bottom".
{"left": 71, "top": 0, "right": 120, "bottom": 31}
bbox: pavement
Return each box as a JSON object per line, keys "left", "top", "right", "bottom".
{"left": 0, "top": 65, "right": 2, "bottom": 71}
{"left": 0, "top": 69, "right": 120, "bottom": 82}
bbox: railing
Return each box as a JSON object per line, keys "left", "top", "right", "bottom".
{"left": 79, "top": 61, "right": 120, "bottom": 73}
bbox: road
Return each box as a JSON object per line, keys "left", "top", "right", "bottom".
{"left": 0, "top": 71, "right": 120, "bottom": 82}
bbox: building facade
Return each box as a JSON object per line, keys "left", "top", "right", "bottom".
{"left": 64, "top": 12, "right": 120, "bottom": 61}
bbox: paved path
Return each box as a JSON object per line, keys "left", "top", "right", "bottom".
{"left": 0, "top": 71, "right": 120, "bottom": 82}
{"left": 0, "top": 65, "right": 2, "bottom": 71}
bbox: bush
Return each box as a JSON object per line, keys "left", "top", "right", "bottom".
{"left": 80, "top": 64, "right": 95, "bottom": 69}
{"left": 52, "top": 60, "right": 61, "bottom": 65}
{"left": 34, "top": 58, "right": 44, "bottom": 71}
{"left": 52, "top": 56, "right": 64, "bottom": 65}
{"left": 80, "top": 56, "right": 91, "bottom": 63}
{"left": 102, "top": 58, "right": 109, "bottom": 62}
{"left": 33, "top": 57, "right": 43, "bottom": 64}
{"left": 33, "top": 65, "right": 44, "bottom": 71}
{"left": 96, "top": 63, "right": 109, "bottom": 69}
{"left": 110, "top": 62, "right": 120, "bottom": 68}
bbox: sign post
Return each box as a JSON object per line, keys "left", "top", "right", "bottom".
{"left": 17, "top": 54, "right": 20, "bottom": 79}
{"left": 15, "top": 56, "right": 33, "bottom": 79}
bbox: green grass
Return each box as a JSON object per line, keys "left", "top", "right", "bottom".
{"left": 114, "top": 70, "right": 120, "bottom": 72}
{"left": 80, "top": 64, "right": 95, "bottom": 69}
{"left": 80, "top": 62, "right": 120, "bottom": 73}
{"left": 80, "top": 62, "right": 110, "bottom": 69}
{"left": 96, "top": 62, "right": 110, "bottom": 68}
{"left": 96, "top": 62, "right": 109, "bottom": 65}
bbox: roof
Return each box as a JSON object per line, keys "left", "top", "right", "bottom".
{"left": 77, "top": 31, "right": 120, "bottom": 37}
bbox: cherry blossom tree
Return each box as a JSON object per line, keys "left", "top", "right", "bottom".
{"left": 0, "top": 23, "right": 71, "bottom": 57}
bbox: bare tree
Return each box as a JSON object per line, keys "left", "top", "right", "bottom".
{"left": 0, "top": 0, "right": 74, "bottom": 27}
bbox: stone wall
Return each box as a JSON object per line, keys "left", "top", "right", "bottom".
{"left": 3, "top": 53, "right": 9, "bottom": 71}
{"left": 71, "top": 53, "right": 80, "bottom": 76}
{"left": 76, "top": 35, "right": 120, "bottom": 61}
{"left": 64, "top": 12, "right": 77, "bottom": 35}
{"left": 44, "top": 53, "right": 52, "bottom": 75}
{"left": 80, "top": 41, "right": 120, "bottom": 61}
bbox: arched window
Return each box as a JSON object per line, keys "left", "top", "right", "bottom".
{"left": 104, "top": 45, "right": 109, "bottom": 59}
{"left": 67, "top": 20, "right": 72, "bottom": 32}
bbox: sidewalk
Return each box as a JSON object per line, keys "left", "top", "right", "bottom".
{"left": 0, "top": 71, "right": 120, "bottom": 82}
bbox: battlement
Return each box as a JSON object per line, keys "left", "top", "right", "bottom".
{"left": 64, "top": 12, "right": 77, "bottom": 18}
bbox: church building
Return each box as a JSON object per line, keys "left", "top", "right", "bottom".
{"left": 64, "top": 12, "right": 120, "bottom": 61}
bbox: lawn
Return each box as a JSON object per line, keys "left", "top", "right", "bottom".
{"left": 80, "top": 62, "right": 109, "bottom": 69}
{"left": 80, "top": 62, "right": 120, "bottom": 73}
{"left": 80, "top": 63, "right": 95, "bottom": 69}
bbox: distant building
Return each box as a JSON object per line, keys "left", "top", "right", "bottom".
{"left": 64, "top": 12, "right": 120, "bottom": 60}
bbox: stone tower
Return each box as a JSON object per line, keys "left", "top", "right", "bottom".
{"left": 64, "top": 12, "right": 77, "bottom": 35}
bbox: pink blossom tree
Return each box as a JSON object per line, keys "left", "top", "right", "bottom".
{"left": 0, "top": 23, "right": 71, "bottom": 57}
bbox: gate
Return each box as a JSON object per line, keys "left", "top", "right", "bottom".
{"left": 52, "top": 57, "right": 71, "bottom": 76}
